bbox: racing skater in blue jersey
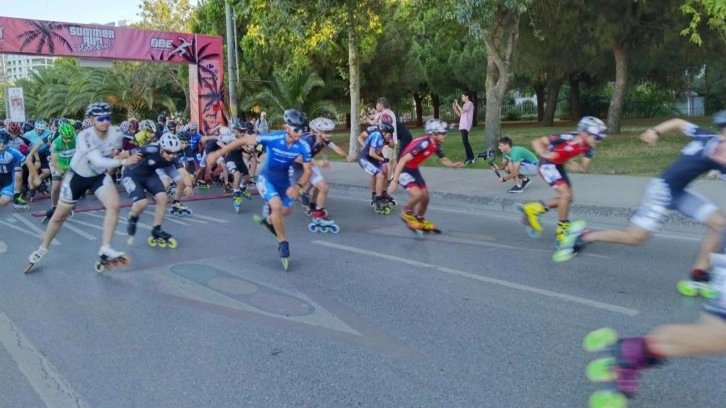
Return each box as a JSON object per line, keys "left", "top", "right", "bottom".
{"left": 207, "top": 109, "right": 312, "bottom": 268}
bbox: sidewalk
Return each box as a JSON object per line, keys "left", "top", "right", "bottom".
{"left": 322, "top": 162, "right": 726, "bottom": 227}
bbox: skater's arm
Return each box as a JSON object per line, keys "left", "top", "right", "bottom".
{"left": 178, "top": 168, "right": 195, "bottom": 197}
{"left": 388, "top": 153, "right": 413, "bottom": 194}
{"left": 532, "top": 136, "right": 555, "bottom": 160}
{"left": 207, "top": 135, "right": 256, "bottom": 166}
{"left": 330, "top": 144, "right": 352, "bottom": 162}
{"left": 641, "top": 119, "right": 692, "bottom": 145}
{"left": 569, "top": 157, "right": 591, "bottom": 173}
{"left": 440, "top": 157, "right": 465, "bottom": 169}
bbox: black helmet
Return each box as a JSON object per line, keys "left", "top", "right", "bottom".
{"left": 85, "top": 102, "right": 112, "bottom": 117}
{"left": 176, "top": 130, "right": 190, "bottom": 141}
{"left": 74, "top": 120, "right": 83, "bottom": 130}
{"left": 283, "top": 109, "right": 307, "bottom": 127}
{"left": 378, "top": 122, "right": 394, "bottom": 134}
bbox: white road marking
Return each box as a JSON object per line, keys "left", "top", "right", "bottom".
{"left": 60, "top": 222, "right": 96, "bottom": 241}
{"left": 142, "top": 211, "right": 191, "bottom": 226}
{"left": 0, "top": 240, "right": 6, "bottom": 254}
{"left": 313, "top": 240, "right": 640, "bottom": 316}
{"left": 82, "top": 212, "right": 152, "bottom": 231}
{"left": 0, "top": 220, "right": 59, "bottom": 246}
{"left": 12, "top": 214, "right": 47, "bottom": 237}
{"left": 66, "top": 218, "right": 124, "bottom": 236}
{"left": 0, "top": 313, "right": 91, "bottom": 408}
{"left": 190, "top": 213, "right": 228, "bottom": 223}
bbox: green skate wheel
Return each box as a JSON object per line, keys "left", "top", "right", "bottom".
{"left": 586, "top": 357, "right": 617, "bottom": 382}
{"left": 589, "top": 390, "right": 627, "bottom": 408}
{"left": 147, "top": 237, "right": 157, "bottom": 247}
{"left": 700, "top": 285, "right": 719, "bottom": 299}
{"left": 94, "top": 261, "right": 105, "bottom": 273}
{"left": 552, "top": 249, "right": 575, "bottom": 263}
{"left": 583, "top": 327, "right": 618, "bottom": 352}
{"left": 168, "top": 238, "right": 177, "bottom": 249}
{"left": 676, "top": 280, "right": 698, "bottom": 297}
{"left": 281, "top": 257, "right": 289, "bottom": 271}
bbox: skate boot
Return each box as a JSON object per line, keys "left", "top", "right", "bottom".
{"left": 417, "top": 216, "right": 440, "bottom": 234}
{"left": 372, "top": 196, "right": 392, "bottom": 215}
{"left": 168, "top": 201, "right": 192, "bottom": 216}
{"left": 703, "top": 253, "right": 726, "bottom": 316}
{"left": 552, "top": 220, "right": 589, "bottom": 262}
{"left": 126, "top": 214, "right": 140, "bottom": 244}
{"left": 13, "top": 196, "right": 29, "bottom": 212}
{"left": 24, "top": 245, "right": 48, "bottom": 273}
{"left": 256, "top": 215, "right": 277, "bottom": 238}
{"left": 42, "top": 206, "right": 56, "bottom": 224}
{"left": 308, "top": 209, "right": 340, "bottom": 233}
{"left": 166, "top": 183, "right": 177, "bottom": 197}
{"left": 233, "top": 190, "right": 243, "bottom": 214}
{"left": 583, "top": 328, "right": 662, "bottom": 407}
{"left": 95, "top": 245, "right": 130, "bottom": 273}
{"left": 381, "top": 191, "right": 397, "bottom": 206}
{"left": 27, "top": 188, "right": 36, "bottom": 202}
{"left": 278, "top": 240, "right": 290, "bottom": 271}
{"left": 300, "top": 191, "right": 311, "bottom": 207}
{"left": 516, "top": 201, "right": 546, "bottom": 238}
{"left": 240, "top": 184, "right": 252, "bottom": 198}
{"left": 677, "top": 267, "right": 716, "bottom": 298}
{"left": 148, "top": 226, "right": 177, "bottom": 248}
{"left": 555, "top": 220, "right": 569, "bottom": 250}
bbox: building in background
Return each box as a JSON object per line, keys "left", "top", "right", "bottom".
{"left": 0, "top": 54, "right": 56, "bottom": 85}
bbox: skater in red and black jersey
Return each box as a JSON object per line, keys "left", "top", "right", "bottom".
{"left": 388, "top": 119, "right": 464, "bottom": 233}
{"left": 519, "top": 116, "right": 607, "bottom": 247}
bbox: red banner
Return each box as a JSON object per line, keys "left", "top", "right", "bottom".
{"left": 0, "top": 16, "right": 225, "bottom": 133}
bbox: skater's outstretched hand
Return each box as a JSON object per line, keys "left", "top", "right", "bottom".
{"left": 183, "top": 185, "right": 194, "bottom": 197}
{"left": 125, "top": 153, "right": 142, "bottom": 165}
{"left": 388, "top": 180, "right": 399, "bottom": 195}
{"left": 286, "top": 185, "right": 302, "bottom": 200}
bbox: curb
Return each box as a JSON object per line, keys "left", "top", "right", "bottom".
{"left": 327, "top": 182, "right": 702, "bottom": 227}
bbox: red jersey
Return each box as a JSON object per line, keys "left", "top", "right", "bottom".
{"left": 402, "top": 136, "right": 445, "bottom": 168}
{"left": 544, "top": 132, "right": 596, "bottom": 164}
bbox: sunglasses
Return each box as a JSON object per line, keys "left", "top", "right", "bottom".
{"left": 95, "top": 115, "right": 112, "bottom": 122}
{"left": 287, "top": 124, "right": 305, "bottom": 133}
{"left": 162, "top": 149, "right": 176, "bottom": 155}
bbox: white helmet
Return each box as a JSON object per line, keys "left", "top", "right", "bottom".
{"left": 159, "top": 132, "right": 181, "bottom": 152}
{"left": 310, "top": 117, "right": 335, "bottom": 132}
{"left": 424, "top": 118, "right": 449, "bottom": 135}
{"left": 218, "top": 126, "right": 235, "bottom": 144}
{"left": 140, "top": 119, "right": 157, "bottom": 133}
{"left": 577, "top": 116, "right": 607, "bottom": 140}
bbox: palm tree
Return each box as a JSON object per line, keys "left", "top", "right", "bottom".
{"left": 243, "top": 69, "right": 338, "bottom": 126}
{"left": 16, "top": 20, "right": 72, "bottom": 54}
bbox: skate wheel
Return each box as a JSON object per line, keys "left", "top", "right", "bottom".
{"left": 307, "top": 223, "right": 318, "bottom": 233}
{"left": 184, "top": 210, "right": 192, "bottom": 216}
{"left": 127, "top": 236, "right": 134, "bottom": 245}
{"left": 384, "top": 207, "right": 391, "bottom": 215}
{"left": 158, "top": 239, "right": 168, "bottom": 248}
{"left": 700, "top": 285, "right": 719, "bottom": 299}
{"left": 167, "top": 209, "right": 174, "bottom": 216}
{"left": 281, "top": 257, "right": 289, "bottom": 271}
{"left": 589, "top": 390, "right": 627, "bottom": 408}
{"left": 167, "top": 238, "right": 177, "bottom": 249}
{"left": 676, "top": 280, "right": 699, "bottom": 297}
{"left": 94, "top": 261, "right": 105, "bottom": 273}
{"left": 147, "top": 237, "right": 157, "bottom": 247}
{"left": 583, "top": 327, "right": 618, "bottom": 352}
{"left": 320, "top": 226, "right": 329, "bottom": 233}
{"left": 330, "top": 225, "right": 340, "bottom": 234}
{"left": 586, "top": 357, "right": 617, "bottom": 382}
{"left": 526, "top": 227, "right": 541, "bottom": 238}
{"left": 23, "top": 263, "right": 34, "bottom": 274}
{"left": 552, "top": 249, "right": 576, "bottom": 263}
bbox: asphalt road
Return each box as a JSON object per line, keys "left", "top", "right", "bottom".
{"left": 0, "top": 188, "right": 724, "bottom": 408}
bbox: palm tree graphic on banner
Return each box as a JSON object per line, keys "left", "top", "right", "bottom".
{"left": 16, "top": 20, "right": 72, "bottom": 54}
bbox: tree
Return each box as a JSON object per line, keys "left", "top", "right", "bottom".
{"left": 134, "top": 0, "right": 195, "bottom": 32}
{"left": 681, "top": 0, "right": 726, "bottom": 45}
{"left": 453, "top": 0, "right": 533, "bottom": 151}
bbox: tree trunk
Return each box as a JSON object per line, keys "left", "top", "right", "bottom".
{"left": 542, "top": 79, "right": 563, "bottom": 126}
{"left": 534, "top": 83, "right": 545, "bottom": 122}
{"left": 607, "top": 41, "right": 628, "bottom": 134}
{"left": 569, "top": 76, "right": 581, "bottom": 121}
{"left": 483, "top": 59, "right": 504, "bottom": 151}
{"left": 431, "top": 93, "right": 440, "bottom": 121}
{"left": 413, "top": 92, "right": 423, "bottom": 126}
{"left": 347, "top": 13, "right": 360, "bottom": 156}
{"left": 471, "top": 92, "right": 479, "bottom": 127}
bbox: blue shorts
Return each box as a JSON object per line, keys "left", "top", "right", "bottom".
{"left": 0, "top": 177, "right": 14, "bottom": 198}
{"left": 257, "top": 174, "right": 294, "bottom": 207}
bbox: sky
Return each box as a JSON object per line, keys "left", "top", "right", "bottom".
{"left": 0, "top": 0, "right": 142, "bottom": 25}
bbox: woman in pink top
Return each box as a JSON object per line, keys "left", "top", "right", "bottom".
{"left": 453, "top": 91, "right": 475, "bottom": 164}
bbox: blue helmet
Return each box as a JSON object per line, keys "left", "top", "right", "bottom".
{"left": 0, "top": 129, "right": 10, "bottom": 145}
{"left": 577, "top": 116, "right": 608, "bottom": 140}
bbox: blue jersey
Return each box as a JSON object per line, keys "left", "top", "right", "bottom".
{"left": 0, "top": 147, "right": 25, "bottom": 185}
{"left": 189, "top": 133, "right": 202, "bottom": 152}
{"left": 257, "top": 131, "right": 312, "bottom": 185}
{"left": 360, "top": 131, "right": 385, "bottom": 159}
{"left": 23, "top": 129, "right": 51, "bottom": 154}
{"left": 659, "top": 123, "right": 726, "bottom": 193}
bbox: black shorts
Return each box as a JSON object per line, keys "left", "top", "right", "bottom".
{"left": 398, "top": 167, "right": 426, "bottom": 189}
{"left": 225, "top": 158, "right": 249, "bottom": 176}
{"left": 122, "top": 172, "right": 166, "bottom": 202}
{"left": 39, "top": 152, "right": 50, "bottom": 170}
{"left": 59, "top": 172, "right": 110, "bottom": 204}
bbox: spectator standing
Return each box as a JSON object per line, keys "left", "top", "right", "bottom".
{"left": 453, "top": 91, "right": 475, "bottom": 164}
{"left": 256, "top": 112, "right": 269, "bottom": 134}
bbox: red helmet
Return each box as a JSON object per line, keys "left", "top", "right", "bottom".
{"left": 7, "top": 122, "right": 21, "bottom": 135}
